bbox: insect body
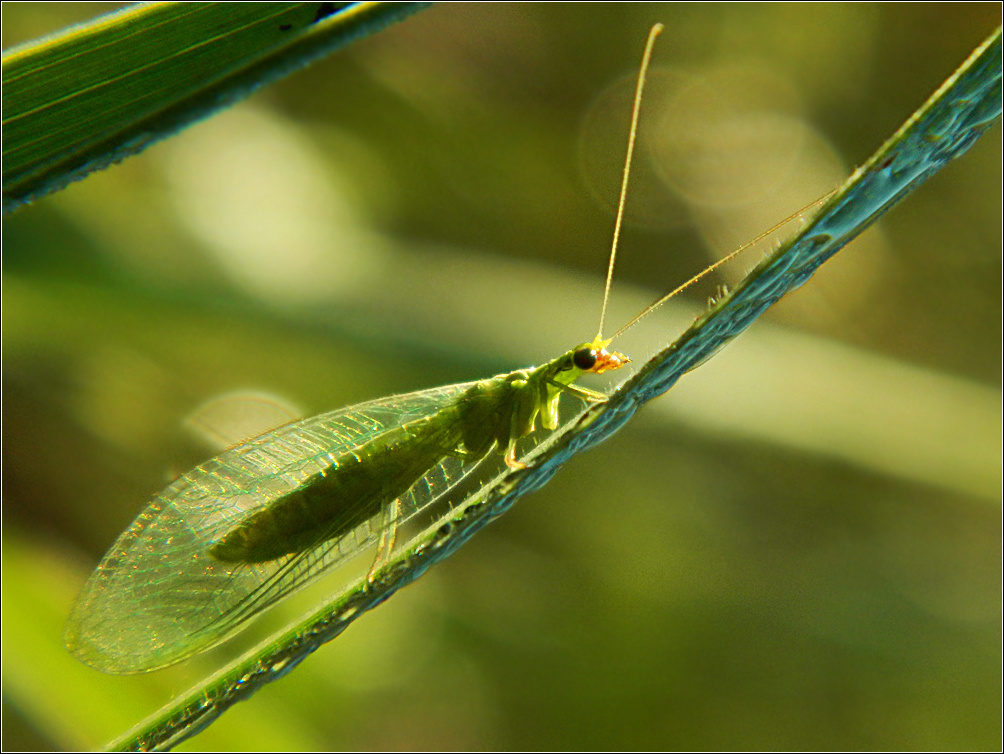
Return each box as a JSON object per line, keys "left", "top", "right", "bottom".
{"left": 207, "top": 342, "right": 627, "bottom": 564}
{"left": 64, "top": 341, "right": 628, "bottom": 673}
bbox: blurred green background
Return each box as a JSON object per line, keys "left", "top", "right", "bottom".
{"left": 3, "top": 3, "right": 1001, "bottom": 750}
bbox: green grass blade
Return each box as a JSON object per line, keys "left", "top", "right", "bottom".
{"left": 1, "top": 2, "right": 427, "bottom": 214}
{"left": 103, "top": 25, "right": 1002, "bottom": 754}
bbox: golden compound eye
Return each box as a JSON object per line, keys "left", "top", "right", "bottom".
{"left": 573, "top": 347, "right": 597, "bottom": 371}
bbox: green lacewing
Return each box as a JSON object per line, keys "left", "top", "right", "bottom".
{"left": 64, "top": 25, "right": 778, "bottom": 674}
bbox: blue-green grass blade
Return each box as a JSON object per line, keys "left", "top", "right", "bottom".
{"left": 105, "top": 26, "right": 1001, "bottom": 752}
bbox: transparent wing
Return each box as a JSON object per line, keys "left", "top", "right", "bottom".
{"left": 65, "top": 380, "right": 485, "bottom": 674}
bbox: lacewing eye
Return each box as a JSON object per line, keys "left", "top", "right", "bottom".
{"left": 573, "top": 347, "right": 598, "bottom": 371}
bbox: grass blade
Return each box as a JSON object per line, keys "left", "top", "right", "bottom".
{"left": 2, "top": 2, "right": 427, "bottom": 213}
